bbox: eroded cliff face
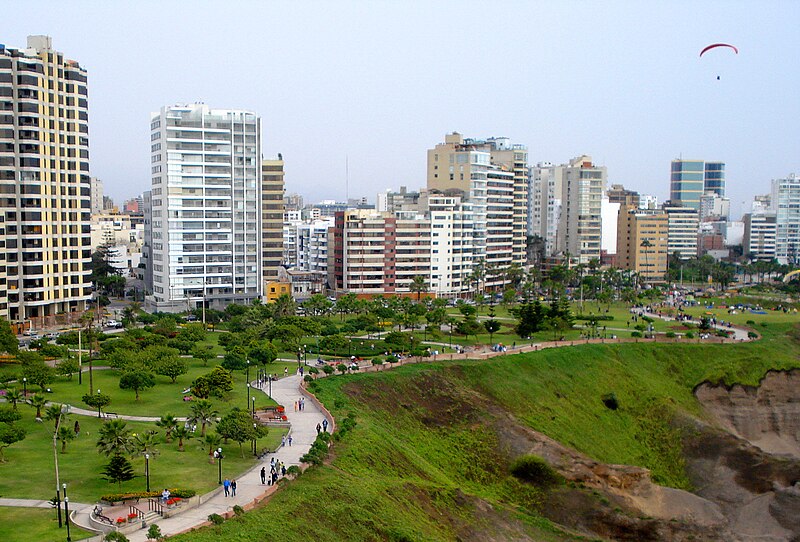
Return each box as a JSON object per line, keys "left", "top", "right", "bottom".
{"left": 695, "top": 369, "right": 800, "bottom": 458}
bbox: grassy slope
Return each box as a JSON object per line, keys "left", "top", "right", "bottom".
{"left": 0, "top": 507, "right": 93, "bottom": 541}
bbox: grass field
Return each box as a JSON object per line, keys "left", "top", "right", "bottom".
{"left": 171, "top": 314, "right": 800, "bottom": 542}
{"left": 0, "top": 507, "right": 93, "bottom": 542}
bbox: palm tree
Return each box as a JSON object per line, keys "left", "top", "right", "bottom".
{"left": 132, "top": 429, "right": 160, "bottom": 457}
{"left": 44, "top": 403, "right": 66, "bottom": 431}
{"left": 27, "top": 394, "right": 47, "bottom": 419}
{"left": 409, "top": 276, "right": 428, "bottom": 302}
{"left": 203, "top": 432, "right": 223, "bottom": 463}
{"left": 188, "top": 399, "right": 218, "bottom": 437}
{"left": 172, "top": 426, "right": 192, "bottom": 452}
{"left": 57, "top": 425, "right": 76, "bottom": 453}
{"left": 96, "top": 419, "right": 134, "bottom": 458}
{"left": 4, "top": 388, "right": 23, "bottom": 411}
{"left": 156, "top": 414, "right": 179, "bottom": 443}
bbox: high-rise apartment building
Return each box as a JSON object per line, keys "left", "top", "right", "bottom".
{"left": 261, "top": 157, "right": 285, "bottom": 288}
{"left": 90, "top": 176, "right": 104, "bottom": 214}
{"left": 424, "top": 193, "right": 474, "bottom": 297}
{"left": 0, "top": 36, "right": 92, "bottom": 325}
{"left": 144, "top": 104, "right": 262, "bottom": 312}
{"left": 616, "top": 206, "right": 668, "bottom": 282}
{"left": 663, "top": 205, "right": 699, "bottom": 259}
{"left": 771, "top": 174, "right": 800, "bottom": 264}
{"left": 427, "top": 133, "right": 527, "bottom": 282}
{"left": 528, "top": 162, "right": 563, "bottom": 257}
{"left": 670, "top": 159, "right": 725, "bottom": 210}
{"left": 558, "top": 156, "right": 607, "bottom": 264}
{"left": 699, "top": 191, "right": 730, "bottom": 222}
{"left": 742, "top": 213, "right": 777, "bottom": 261}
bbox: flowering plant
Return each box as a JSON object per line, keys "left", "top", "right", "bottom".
{"left": 127, "top": 513, "right": 138, "bottom": 520}
{"left": 116, "top": 517, "right": 126, "bottom": 524}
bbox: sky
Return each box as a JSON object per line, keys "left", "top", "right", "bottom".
{"left": 4, "top": 1, "right": 799, "bottom": 217}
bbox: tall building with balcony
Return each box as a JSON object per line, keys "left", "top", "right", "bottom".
{"left": 261, "top": 157, "right": 285, "bottom": 287}
{"left": 0, "top": 36, "right": 92, "bottom": 326}
{"left": 670, "top": 159, "right": 725, "bottom": 210}
{"left": 617, "top": 206, "right": 668, "bottom": 282}
{"left": 771, "top": 174, "right": 800, "bottom": 264}
{"left": 144, "top": 104, "right": 261, "bottom": 312}
{"left": 528, "top": 162, "right": 564, "bottom": 257}
{"left": 558, "top": 156, "right": 607, "bottom": 264}
{"left": 742, "top": 213, "right": 777, "bottom": 261}
{"left": 427, "top": 133, "right": 527, "bottom": 287}
{"left": 663, "top": 204, "right": 699, "bottom": 259}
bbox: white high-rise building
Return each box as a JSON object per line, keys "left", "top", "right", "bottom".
{"left": 663, "top": 205, "right": 699, "bottom": 260}
{"left": 558, "top": 156, "right": 607, "bottom": 264}
{"left": 772, "top": 174, "right": 800, "bottom": 265}
{"left": 528, "top": 162, "right": 564, "bottom": 257}
{"left": 145, "top": 104, "right": 262, "bottom": 312}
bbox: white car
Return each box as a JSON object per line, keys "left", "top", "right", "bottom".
{"left": 105, "top": 320, "right": 123, "bottom": 328}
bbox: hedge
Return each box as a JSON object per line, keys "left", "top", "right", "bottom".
{"left": 100, "top": 488, "right": 196, "bottom": 503}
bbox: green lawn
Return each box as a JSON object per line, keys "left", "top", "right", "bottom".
{"left": 0, "top": 413, "right": 287, "bottom": 503}
{"left": 0, "top": 507, "right": 93, "bottom": 542}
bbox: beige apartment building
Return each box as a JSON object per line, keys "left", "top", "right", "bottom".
{"left": 617, "top": 205, "right": 668, "bottom": 282}
{"left": 261, "top": 157, "right": 285, "bottom": 288}
{"left": 558, "top": 156, "right": 607, "bottom": 264}
{"left": 0, "top": 36, "right": 92, "bottom": 325}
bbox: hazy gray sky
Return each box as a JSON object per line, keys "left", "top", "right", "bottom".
{"left": 4, "top": 1, "right": 799, "bottom": 216}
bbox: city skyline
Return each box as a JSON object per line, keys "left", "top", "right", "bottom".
{"left": 3, "top": 1, "right": 799, "bottom": 217}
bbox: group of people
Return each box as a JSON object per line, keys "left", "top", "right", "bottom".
{"left": 293, "top": 396, "right": 306, "bottom": 411}
{"left": 260, "top": 457, "right": 286, "bottom": 486}
{"left": 315, "top": 418, "right": 329, "bottom": 434}
{"left": 222, "top": 478, "right": 237, "bottom": 497}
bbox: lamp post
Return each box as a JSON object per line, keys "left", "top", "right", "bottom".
{"left": 245, "top": 359, "right": 250, "bottom": 385}
{"left": 268, "top": 374, "right": 272, "bottom": 399}
{"left": 144, "top": 453, "right": 150, "bottom": 493}
{"left": 96, "top": 389, "right": 101, "bottom": 418}
{"left": 22, "top": 377, "right": 27, "bottom": 397}
{"left": 251, "top": 396, "right": 256, "bottom": 417}
{"left": 77, "top": 329, "right": 82, "bottom": 385}
{"left": 215, "top": 448, "right": 223, "bottom": 484}
{"left": 64, "top": 497, "right": 71, "bottom": 542}
{"left": 52, "top": 404, "right": 70, "bottom": 528}
{"left": 252, "top": 423, "right": 257, "bottom": 456}
{"left": 246, "top": 383, "right": 250, "bottom": 409}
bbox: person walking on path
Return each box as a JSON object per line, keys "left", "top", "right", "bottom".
{"left": 223, "top": 478, "right": 230, "bottom": 497}
{"left": 316, "top": 423, "right": 321, "bottom": 434}
{"left": 281, "top": 435, "right": 286, "bottom": 447}
{"left": 322, "top": 418, "right": 328, "bottom": 432}
{"left": 260, "top": 467, "right": 266, "bottom": 484}
{"left": 284, "top": 367, "right": 288, "bottom": 377}
{"left": 288, "top": 435, "right": 293, "bottom": 446}
{"left": 231, "top": 479, "right": 237, "bottom": 497}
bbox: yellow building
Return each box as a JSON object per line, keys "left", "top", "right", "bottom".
{"left": 617, "top": 205, "right": 668, "bottom": 282}
{"left": 265, "top": 281, "right": 291, "bottom": 303}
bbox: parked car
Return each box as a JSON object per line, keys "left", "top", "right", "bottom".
{"left": 105, "top": 320, "right": 123, "bottom": 328}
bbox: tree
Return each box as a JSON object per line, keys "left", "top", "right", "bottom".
{"left": 337, "top": 363, "right": 348, "bottom": 375}
{"left": 4, "top": 388, "right": 23, "bottom": 411}
{"left": 221, "top": 350, "right": 247, "bottom": 372}
{"left": 273, "top": 293, "right": 297, "bottom": 319}
{"left": 515, "top": 300, "right": 546, "bottom": 338}
{"left": 82, "top": 392, "right": 112, "bottom": 418}
{"left": 191, "top": 344, "right": 216, "bottom": 367}
{"left": 101, "top": 455, "right": 135, "bottom": 488}
{"left": 44, "top": 403, "right": 67, "bottom": 430}
{"left": 104, "top": 531, "right": 131, "bottom": 542}
{"left": 152, "top": 317, "right": 178, "bottom": 337}
{"left": 322, "top": 365, "right": 334, "bottom": 376}
{"left": 188, "top": 399, "right": 218, "bottom": 437}
{"left": 172, "top": 426, "right": 192, "bottom": 452}
{"left": 192, "top": 367, "right": 234, "bottom": 399}
{"left": 154, "top": 355, "right": 188, "bottom": 383}
{"left": 146, "top": 524, "right": 164, "bottom": 541}
{"left": 55, "top": 356, "right": 80, "bottom": 380}
{"left": 216, "top": 408, "right": 263, "bottom": 457}
{"left": 156, "top": 415, "right": 179, "bottom": 443}
{"left": 0, "top": 422, "right": 26, "bottom": 462}
{"left": 119, "top": 370, "right": 156, "bottom": 401}
{"left": 27, "top": 394, "right": 47, "bottom": 419}
{"left": 132, "top": 429, "right": 160, "bottom": 457}
{"left": 20, "top": 357, "right": 54, "bottom": 392}
{"left": 483, "top": 319, "right": 501, "bottom": 344}
{"left": 302, "top": 294, "right": 333, "bottom": 317}
{"left": 410, "top": 275, "right": 428, "bottom": 302}
{"left": 57, "top": 425, "right": 76, "bottom": 453}
{"left": 96, "top": 419, "right": 134, "bottom": 458}
{"left": 202, "top": 432, "right": 223, "bottom": 464}
{"left": 0, "top": 317, "right": 18, "bottom": 355}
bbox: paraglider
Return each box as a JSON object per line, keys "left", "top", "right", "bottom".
{"left": 699, "top": 43, "right": 737, "bottom": 80}
{"left": 699, "top": 43, "right": 738, "bottom": 57}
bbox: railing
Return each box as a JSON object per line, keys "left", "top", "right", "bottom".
{"left": 128, "top": 504, "right": 144, "bottom": 520}
{"left": 147, "top": 498, "right": 164, "bottom": 516}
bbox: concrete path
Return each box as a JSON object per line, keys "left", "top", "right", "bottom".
{"left": 122, "top": 373, "right": 330, "bottom": 542}
{"left": 0, "top": 497, "right": 91, "bottom": 511}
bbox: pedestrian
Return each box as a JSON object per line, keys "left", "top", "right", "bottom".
{"left": 161, "top": 488, "right": 170, "bottom": 503}
{"left": 316, "top": 423, "right": 321, "bottom": 434}
{"left": 284, "top": 367, "right": 288, "bottom": 377}
{"left": 260, "top": 466, "right": 266, "bottom": 484}
{"left": 231, "top": 479, "right": 237, "bottom": 497}
{"left": 223, "top": 478, "right": 230, "bottom": 497}
{"left": 294, "top": 401, "right": 297, "bottom": 412}
{"left": 281, "top": 435, "right": 286, "bottom": 447}
{"left": 74, "top": 420, "right": 80, "bottom": 435}
{"left": 281, "top": 464, "right": 286, "bottom": 476}
{"left": 288, "top": 435, "right": 293, "bottom": 446}
{"left": 322, "top": 418, "right": 328, "bottom": 432}
{"left": 272, "top": 471, "right": 278, "bottom": 484}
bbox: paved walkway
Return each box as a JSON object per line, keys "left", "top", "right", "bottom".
{"left": 0, "top": 497, "right": 91, "bottom": 511}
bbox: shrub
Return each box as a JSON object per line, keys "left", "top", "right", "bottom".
{"left": 105, "top": 532, "right": 130, "bottom": 542}
{"left": 286, "top": 465, "right": 301, "bottom": 476}
{"left": 509, "top": 455, "right": 563, "bottom": 487}
{"left": 748, "top": 331, "right": 758, "bottom": 339}
{"left": 208, "top": 513, "right": 225, "bottom": 525}
{"left": 303, "top": 375, "right": 313, "bottom": 383}
{"left": 631, "top": 331, "right": 642, "bottom": 338}
{"left": 232, "top": 505, "right": 245, "bottom": 516}
{"left": 601, "top": 393, "right": 619, "bottom": 410}
{"left": 146, "top": 524, "right": 164, "bottom": 541}
{"left": 100, "top": 488, "right": 195, "bottom": 503}
{"left": 685, "top": 331, "right": 695, "bottom": 339}
{"left": 746, "top": 320, "right": 756, "bottom": 325}
{"left": 665, "top": 331, "right": 676, "bottom": 338}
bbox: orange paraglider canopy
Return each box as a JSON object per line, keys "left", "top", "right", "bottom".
{"left": 699, "top": 43, "right": 738, "bottom": 57}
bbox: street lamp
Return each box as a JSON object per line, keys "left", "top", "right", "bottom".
{"left": 245, "top": 359, "right": 250, "bottom": 384}
{"left": 246, "top": 382, "right": 250, "bottom": 409}
{"left": 144, "top": 453, "right": 150, "bottom": 493}
{"left": 268, "top": 374, "right": 272, "bottom": 399}
{"left": 22, "top": 377, "right": 27, "bottom": 397}
{"left": 64, "top": 497, "right": 71, "bottom": 542}
{"left": 252, "top": 423, "right": 257, "bottom": 456}
{"left": 215, "top": 448, "right": 223, "bottom": 484}
{"left": 251, "top": 396, "right": 256, "bottom": 417}
{"left": 52, "top": 404, "right": 70, "bottom": 528}
{"left": 96, "top": 389, "right": 101, "bottom": 418}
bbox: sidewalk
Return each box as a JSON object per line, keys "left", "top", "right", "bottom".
{"left": 123, "top": 374, "right": 329, "bottom": 541}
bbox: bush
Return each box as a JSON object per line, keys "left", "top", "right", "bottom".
{"left": 748, "top": 331, "right": 758, "bottom": 339}
{"left": 665, "top": 331, "right": 676, "bottom": 338}
{"left": 509, "top": 455, "right": 562, "bottom": 487}
{"left": 208, "top": 513, "right": 225, "bottom": 525}
{"left": 100, "top": 488, "right": 196, "bottom": 503}
{"left": 574, "top": 314, "right": 614, "bottom": 321}
{"left": 232, "top": 505, "right": 245, "bottom": 516}
{"left": 146, "top": 524, "right": 163, "bottom": 541}
{"left": 631, "top": 331, "right": 642, "bottom": 338}
{"left": 286, "top": 465, "right": 301, "bottom": 476}
{"left": 746, "top": 320, "right": 756, "bottom": 325}
{"left": 685, "top": 331, "right": 695, "bottom": 339}
{"left": 105, "top": 533, "right": 130, "bottom": 542}
{"left": 601, "top": 392, "right": 619, "bottom": 410}
{"left": 303, "top": 375, "right": 313, "bottom": 383}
